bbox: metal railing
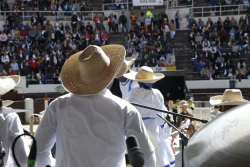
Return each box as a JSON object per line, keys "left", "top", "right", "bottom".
{"left": 1, "top": 10, "right": 104, "bottom": 21}
{"left": 103, "top": 2, "right": 129, "bottom": 11}
{"left": 191, "top": 4, "right": 249, "bottom": 17}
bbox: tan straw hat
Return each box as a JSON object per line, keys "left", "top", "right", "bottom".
{"left": 2, "top": 100, "right": 14, "bottom": 107}
{"left": 123, "top": 66, "right": 165, "bottom": 83}
{"left": 0, "top": 76, "right": 20, "bottom": 95}
{"left": 116, "top": 57, "right": 136, "bottom": 77}
{"left": 210, "top": 89, "right": 249, "bottom": 106}
{"left": 61, "top": 45, "right": 125, "bottom": 95}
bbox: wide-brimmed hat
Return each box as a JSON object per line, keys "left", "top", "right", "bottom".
{"left": 2, "top": 100, "right": 14, "bottom": 107}
{"left": 116, "top": 57, "right": 136, "bottom": 77}
{"left": 0, "top": 76, "right": 20, "bottom": 95}
{"left": 61, "top": 45, "right": 125, "bottom": 95}
{"left": 123, "top": 66, "right": 165, "bottom": 83}
{"left": 210, "top": 89, "right": 249, "bottom": 105}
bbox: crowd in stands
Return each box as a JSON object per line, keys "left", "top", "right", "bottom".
{"left": 123, "top": 9, "right": 179, "bottom": 68}
{"left": 0, "top": 11, "right": 111, "bottom": 85}
{"left": 1, "top": 0, "right": 86, "bottom": 15}
{"left": 188, "top": 12, "right": 250, "bottom": 80}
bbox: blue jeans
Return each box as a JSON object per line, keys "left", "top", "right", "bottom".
{"left": 109, "top": 4, "right": 115, "bottom": 10}
{"left": 96, "top": 23, "right": 100, "bottom": 28}
{"left": 122, "top": 23, "right": 128, "bottom": 32}
{"left": 188, "top": 19, "right": 192, "bottom": 29}
{"left": 166, "top": 49, "right": 173, "bottom": 54}
{"left": 210, "top": 4, "right": 216, "bottom": 11}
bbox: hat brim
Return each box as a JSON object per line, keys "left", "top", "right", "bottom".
{"left": 116, "top": 57, "right": 136, "bottom": 77}
{"left": 2, "top": 100, "right": 14, "bottom": 107}
{"left": 123, "top": 72, "right": 165, "bottom": 83}
{"left": 0, "top": 75, "right": 20, "bottom": 95}
{"left": 61, "top": 45, "right": 125, "bottom": 95}
{"left": 210, "top": 95, "right": 249, "bottom": 105}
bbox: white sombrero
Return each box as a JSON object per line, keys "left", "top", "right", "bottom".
{"left": 116, "top": 57, "right": 136, "bottom": 77}
{"left": 210, "top": 89, "right": 249, "bottom": 106}
{"left": 61, "top": 45, "right": 125, "bottom": 95}
{"left": 123, "top": 66, "right": 165, "bottom": 83}
{"left": 0, "top": 75, "right": 20, "bottom": 95}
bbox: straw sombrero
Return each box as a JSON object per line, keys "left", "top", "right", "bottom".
{"left": 116, "top": 57, "right": 136, "bottom": 77}
{"left": 61, "top": 45, "right": 125, "bottom": 95}
{"left": 2, "top": 100, "right": 14, "bottom": 107}
{"left": 123, "top": 66, "right": 165, "bottom": 83}
{"left": 210, "top": 89, "right": 249, "bottom": 106}
{"left": 0, "top": 75, "right": 20, "bottom": 95}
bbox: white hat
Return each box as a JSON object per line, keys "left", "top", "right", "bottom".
{"left": 0, "top": 76, "right": 20, "bottom": 95}
{"left": 123, "top": 66, "right": 164, "bottom": 83}
{"left": 210, "top": 89, "right": 249, "bottom": 106}
{"left": 61, "top": 45, "right": 125, "bottom": 95}
{"left": 116, "top": 57, "right": 136, "bottom": 77}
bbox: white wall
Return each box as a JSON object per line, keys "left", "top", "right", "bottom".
{"left": 14, "top": 76, "right": 61, "bottom": 94}
{"left": 186, "top": 79, "right": 250, "bottom": 90}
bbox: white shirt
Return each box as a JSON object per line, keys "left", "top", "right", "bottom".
{"left": 0, "top": 113, "right": 29, "bottom": 167}
{"left": 35, "top": 89, "right": 156, "bottom": 167}
{"left": 1, "top": 55, "right": 9, "bottom": 64}
{"left": 127, "top": 88, "right": 175, "bottom": 167}
{"left": 10, "top": 62, "right": 19, "bottom": 71}
{"left": 119, "top": 74, "right": 139, "bottom": 100}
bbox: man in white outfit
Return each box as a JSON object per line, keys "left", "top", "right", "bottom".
{"left": 124, "top": 66, "right": 175, "bottom": 167}
{"left": 117, "top": 57, "right": 139, "bottom": 100}
{"left": 0, "top": 76, "right": 29, "bottom": 167}
{"left": 34, "top": 45, "right": 156, "bottom": 167}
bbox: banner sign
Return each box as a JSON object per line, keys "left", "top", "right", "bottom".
{"left": 130, "top": 6, "right": 166, "bottom": 10}
{"left": 133, "top": 0, "right": 163, "bottom": 6}
{"left": 132, "top": 67, "right": 167, "bottom": 72}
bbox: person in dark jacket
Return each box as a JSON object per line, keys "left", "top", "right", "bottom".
{"left": 119, "top": 12, "right": 128, "bottom": 32}
{"left": 71, "top": 12, "right": 78, "bottom": 31}
{"left": 166, "top": 101, "right": 178, "bottom": 125}
{"left": 37, "top": 12, "right": 44, "bottom": 26}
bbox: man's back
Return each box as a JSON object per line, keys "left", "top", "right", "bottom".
{"left": 35, "top": 89, "right": 155, "bottom": 167}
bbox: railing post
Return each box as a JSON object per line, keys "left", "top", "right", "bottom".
{"left": 238, "top": 4, "right": 240, "bottom": 15}
{"left": 167, "top": 0, "right": 168, "bottom": 9}
{"left": 192, "top": 0, "right": 194, "bottom": 8}
{"left": 22, "top": 11, "right": 24, "bottom": 21}
{"left": 127, "top": 0, "right": 129, "bottom": 10}
{"left": 220, "top": 5, "right": 221, "bottom": 16}
{"left": 4, "top": 12, "right": 6, "bottom": 21}
{"left": 202, "top": 7, "right": 203, "bottom": 17}
{"left": 92, "top": 11, "right": 93, "bottom": 20}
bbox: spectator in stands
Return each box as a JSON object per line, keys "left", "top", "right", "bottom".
{"left": 20, "top": 1, "right": 26, "bottom": 11}
{"left": 169, "top": 20, "right": 176, "bottom": 39}
{"left": 229, "top": 66, "right": 237, "bottom": 79}
{"left": 197, "top": 18, "right": 204, "bottom": 32}
{"left": 119, "top": 12, "right": 128, "bottom": 32}
{"left": 224, "top": 58, "right": 232, "bottom": 75}
{"left": 208, "top": 66, "right": 215, "bottom": 80}
{"left": 175, "top": 10, "right": 181, "bottom": 30}
{"left": 217, "top": 53, "right": 225, "bottom": 66}
{"left": 93, "top": 14, "right": 101, "bottom": 28}
{"left": 13, "top": 2, "right": 19, "bottom": 11}
{"left": 36, "top": 70, "right": 44, "bottom": 84}
{"left": 229, "top": 27, "right": 236, "bottom": 42}
{"left": 139, "top": 12, "right": 146, "bottom": 29}
{"left": 17, "top": 21, "right": 25, "bottom": 31}
{"left": 64, "top": 2, "right": 70, "bottom": 16}
{"left": 51, "top": 3, "right": 57, "bottom": 15}
{"left": 230, "top": 17, "right": 238, "bottom": 30}
{"left": 185, "top": 9, "right": 194, "bottom": 29}
{"left": 20, "top": 27, "right": 27, "bottom": 40}
{"left": 201, "top": 65, "right": 209, "bottom": 80}
{"left": 237, "top": 59, "right": 246, "bottom": 69}
{"left": 10, "top": 59, "right": 19, "bottom": 74}
{"left": 165, "top": 42, "right": 173, "bottom": 54}
{"left": 8, "top": 13, "right": 15, "bottom": 28}
{"left": 2, "top": 0, "right": 9, "bottom": 13}
{"left": 108, "top": 13, "right": 114, "bottom": 33}
{"left": 230, "top": 42, "right": 240, "bottom": 58}
{"left": 80, "top": 1, "right": 86, "bottom": 12}
{"left": 243, "top": 0, "right": 249, "bottom": 8}
{"left": 45, "top": 72, "right": 53, "bottom": 84}
{"left": 71, "top": 12, "right": 78, "bottom": 31}
{"left": 146, "top": 9, "right": 153, "bottom": 18}
{"left": 219, "top": 27, "right": 228, "bottom": 41}
{"left": 53, "top": 70, "right": 60, "bottom": 83}
{"left": 145, "top": 15, "right": 152, "bottom": 31}
{"left": 130, "top": 11, "right": 137, "bottom": 24}
{"left": 113, "top": 15, "right": 119, "bottom": 33}
{"left": 238, "top": 65, "right": 247, "bottom": 79}
{"left": 0, "top": 31, "right": 7, "bottom": 47}
{"left": 70, "top": 1, "right": 76, "bottom": 13}
{"left": 210, "top": 44, "right": 217, "bottom": 56}
{"left": 210, "top": 0, "right": 217, "bottom": 11}
{"left": 7, "top": 68, "right": 15, "bottom": 76}
{"left": 28, "top": 58, "right": 38, "bottom": 72}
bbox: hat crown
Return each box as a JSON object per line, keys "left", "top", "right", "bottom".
{"left": 221, "top": 89, "right": 243, "bottom": 102}
{"left": 78, "top": 46, "right": 110, "bottom": 82}
{"left": 136, "top": 66, "right": 153, "bottom": 80}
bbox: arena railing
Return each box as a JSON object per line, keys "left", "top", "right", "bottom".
{"left": 191, "top": 4, "right": 249, "bottom": 17}
{"left": 1, "top": 10, "right": 104, "bottom": 21}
